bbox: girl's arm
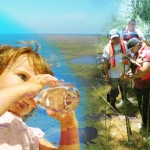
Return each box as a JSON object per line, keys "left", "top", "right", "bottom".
{"left": 58, "top": 112, "right": 79, "bottom": 150}
{"left": 0, "top": 74, "right": 58, "bottom": 116}
{"left": 39, "top": 111, "right": 80, "bottom": 150}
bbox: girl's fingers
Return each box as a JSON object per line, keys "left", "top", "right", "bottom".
{"left": 30, "top": 74, "right": 58, "bottom": 83}
{"left": 38, "top": 74, "right": 58, "bottom": 85}
{"left": 46, "top": 109, "right": 76, "bottom": 123}
{"left": 27, "top": 74, "right": 59, "bottom": 91}
{"left": 46, "top": 110, "right": 63, "bottom": 121}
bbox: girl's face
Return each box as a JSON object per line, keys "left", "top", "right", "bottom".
{"left": 0, "top": 56, "right": 36, "bottom": 116}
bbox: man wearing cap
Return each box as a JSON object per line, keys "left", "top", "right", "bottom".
{"left": 102, "top": 29, "right": 130, "bottom": 110}
{"left": 127, "top": 37, "right": 150, "bottom": 129}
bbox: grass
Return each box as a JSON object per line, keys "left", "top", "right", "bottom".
{"left": 51, "top": 36, "right": 109, "bottom": 63}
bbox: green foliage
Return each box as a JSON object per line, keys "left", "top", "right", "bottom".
{"left": 131, "top": 0, "right": 150, "bottom": 25}
{"left": 97, "top": 36, "right": 109, "bottom": 54}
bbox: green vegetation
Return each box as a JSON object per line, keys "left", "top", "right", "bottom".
{"left": 131, "top": 0, "right": 150, "bottom": 26}
{"left": 49, "top": 35, "right": 99, "bottom": 58}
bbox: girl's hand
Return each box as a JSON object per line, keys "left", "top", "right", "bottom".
{"left": 25, "top": 74, "right": 58, "bottom": 94}
{"left": 47, "top": 110, "right": 79, "bottom": 150}
{"left": 46, "top": 110, "right": 77, "bottom": 126}
{"left": 18, "top": 74, "right": 58, "bottom": 109}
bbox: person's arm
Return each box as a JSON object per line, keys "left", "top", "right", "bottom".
{"left": 133, "top": 61, "right": 150, "bottom": 78}
{"left": 58, "top": 113, "right": 79, "bottom": 150}
{"left": 0, "top": 74, "right": 58, "bottom": 116}
{"left": 40, "top": 110, "right": 80, "bottom": 150}
{"left": 0, "top": 84, "right": 34, "bottom": 116}
{"left": 103, "top": 58, "right": 110, "bottom": 83}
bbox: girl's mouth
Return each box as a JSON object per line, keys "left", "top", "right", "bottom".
{"left": 17, "top": 101, "right": 28, "bottom": 109}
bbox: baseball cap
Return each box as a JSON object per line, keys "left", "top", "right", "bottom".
{"left": 127, "top": 38, "right": 142, "bottom": 50}
{"left": 109, "top": 29, "right": 120, "bottom": 39}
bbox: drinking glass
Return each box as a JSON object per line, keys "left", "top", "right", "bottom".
{"left": 36, "top": 82, "right": 80, "bottom": 113}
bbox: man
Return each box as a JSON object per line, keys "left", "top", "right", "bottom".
{"left": 127, "top": 38, "right": 150, "bottom": 129}
{"left": 102, "top": 29, "right": 130, "bottom": 110}
{"left": 121, "top": 18, "right": 146, "bottom": 42}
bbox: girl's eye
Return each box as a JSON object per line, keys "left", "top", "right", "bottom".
{"left": 18, "top": 74, "right": 27, "bottom": 81}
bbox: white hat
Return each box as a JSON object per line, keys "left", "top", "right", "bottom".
{"left": 109, "top": 29, "right": 120, "bottom": 39}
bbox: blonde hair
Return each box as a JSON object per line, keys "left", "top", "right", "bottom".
{"left": 0, "top": 41, "right": 54, "bottom": 76}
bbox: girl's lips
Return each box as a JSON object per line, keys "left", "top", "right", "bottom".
{"left": 17, "top": 101, "right": 28, "bottom": 109}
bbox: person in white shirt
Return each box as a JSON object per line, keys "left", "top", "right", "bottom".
{"left": 102, "top": 29, "right": 130, "bottom": 110}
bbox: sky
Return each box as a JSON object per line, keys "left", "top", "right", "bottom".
{"left": 0, "top": 0, "right": 120, "bottom": 34}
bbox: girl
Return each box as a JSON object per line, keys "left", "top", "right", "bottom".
{"left": 0, "top": 41, "right": 79, "bottom": 150}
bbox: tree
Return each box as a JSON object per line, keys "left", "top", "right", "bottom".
{"left": 131, "top": 0, "right": 150, "bottom": 25}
